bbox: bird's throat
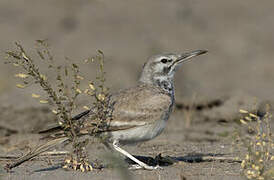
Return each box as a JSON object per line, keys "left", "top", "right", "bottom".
{"left": 153, "top": 76, "right": 174, "bottom": 96}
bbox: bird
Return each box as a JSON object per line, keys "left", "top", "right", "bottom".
{"left": 6, "top": 50, "right": 207, "bottom": 171}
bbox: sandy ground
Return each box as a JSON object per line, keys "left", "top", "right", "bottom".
{"left": 0, "top": 1, "right": 274, "bottom": 179}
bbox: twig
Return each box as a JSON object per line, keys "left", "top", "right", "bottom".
{"left": 40, "top": 150, "right": 70, "bottom": 156}
{"left": 5, "top": 137, "right": 68, "bottom": 170}
{"left": 0, "top": 151, "right": 69, "bottom": 161}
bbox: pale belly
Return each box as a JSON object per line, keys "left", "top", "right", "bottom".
{"left": 109, "top": 118, "right": 167, "bottom": 145}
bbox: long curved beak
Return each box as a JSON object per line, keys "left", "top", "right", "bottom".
{"left": 173, "top": 50, "right": 208, "bottom": 66}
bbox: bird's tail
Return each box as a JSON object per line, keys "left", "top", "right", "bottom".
{"left": 6, "top": 110, "right": 92, "bottom": 170}
{"left": 6, "top": 137, "right": 69, "bottom": 170}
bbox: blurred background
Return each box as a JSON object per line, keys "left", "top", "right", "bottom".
{"left": 0, "top": 0, "right": 274, "bottom": 113}
{"left": 1, "top": 0, "right": 274, "bottom": 103}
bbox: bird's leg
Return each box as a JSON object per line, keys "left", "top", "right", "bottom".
{"left": 112, "top": 140, "right": 162, "bottom": 170}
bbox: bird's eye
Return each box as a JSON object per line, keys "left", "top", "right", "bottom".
{"left": 161, "top": 59, "right": 168, "bottom": 63}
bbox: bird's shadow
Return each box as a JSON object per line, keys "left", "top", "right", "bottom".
{"left": 32, "top": 153, "right": 237, "bottom": 172}
{"left": 125, "top": 153, "right": 237, "bottom": 166}
{"left": 33, "top": 165, "right": 63, "bottom": 172}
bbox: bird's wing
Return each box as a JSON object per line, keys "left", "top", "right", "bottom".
{"left": 106, "top": 84, "right": 172, "bottom": 131}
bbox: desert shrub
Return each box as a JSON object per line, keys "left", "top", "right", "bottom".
{"left": 233, "top": 107, "right": 274, "bottom": 179}
{"left": 4, "top": 40, "right": 111, "bottom": 170}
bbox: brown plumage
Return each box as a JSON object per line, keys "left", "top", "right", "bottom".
{"left": 108, "top": 84, "right": 173, "bottom": 129}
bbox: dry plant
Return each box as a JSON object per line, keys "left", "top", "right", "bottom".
{"left": 4, "top": 40, "right": 111, "bottom": 171}
{"left": 232, "top": 106, "right": 274, "bottom": 180}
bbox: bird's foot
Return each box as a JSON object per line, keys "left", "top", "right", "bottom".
{"left": 62, "top": 156, "right": 93, "bottom": 172}
{"left": 128, "top": 164, "right": 163, "bottom": 170}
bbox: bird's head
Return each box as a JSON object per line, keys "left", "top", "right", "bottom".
{"left": 139, "top": 50, "right": 207, "bottom": 86}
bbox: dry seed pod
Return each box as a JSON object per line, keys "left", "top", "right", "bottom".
{"left": 65, "top": 158, "right": 71, "bottom": 164}
{"left": 240, "top": 119, "right": 247, "bottom": 125}
{"left": 39, "top": 100, "right": 48, "bottom": 104}
{"left": 76, "top": 88, "right": 82, "bottom": 94}
{"left": 98, "top": 94, "right": 105, "bottom": 101}
{"left": 15, "top": 73, "right": 29, "bottom": 78}
{"left": 16, "top": 84, "right": 25, "bottom": 88}
{"left": 249, "top": 113, "right": 259, "bottom": 119}
{"left": 80, "top": 164, "right": 85, "bottom": 172}
{"left": 32, "top": 93, "right": 40, "bottom": 98}
{"left": 239, "top": 109, "right": 249, "bottom": 114}
{"left": 83, "top": 106, "right": 89, "bottom": 110}
{"left": 88, "top": 165, "right": 93, "bottom": 171}
{"left": 89, "top": 83, "right": 95, "bottom": 91}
